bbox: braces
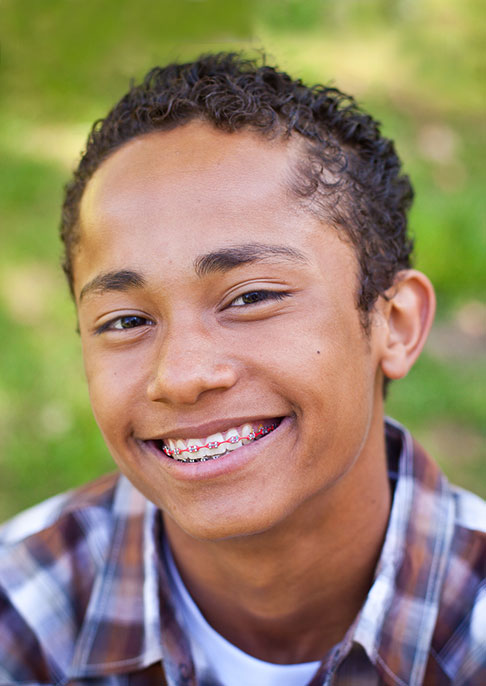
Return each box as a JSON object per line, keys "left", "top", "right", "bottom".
{"left": 162, "top": 423, "right": 277, "bottom": 458}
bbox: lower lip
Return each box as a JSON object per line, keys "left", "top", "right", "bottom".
{"left": 139, "top": 416, "right": 292, "bottom": 481}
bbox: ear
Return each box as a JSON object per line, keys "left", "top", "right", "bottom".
{"left": 378, "top": 270, "right": 436, "bottom": 380}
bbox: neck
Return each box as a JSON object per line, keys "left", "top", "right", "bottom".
{"left": 163, "top": 419, "right": 391, "bottom": 664}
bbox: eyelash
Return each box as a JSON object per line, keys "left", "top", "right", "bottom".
{"left": 95, "top": 290, "right": 291, "bottom": 334}
{"left": 95, "top": 315, "right": 154, "bottom": 335}
{"left": 229, "top": 290, "right": 291, "bottom": 307}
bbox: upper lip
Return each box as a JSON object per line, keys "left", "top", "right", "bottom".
{"left": 143, "top": 415, "right": 284, "bottom": 441}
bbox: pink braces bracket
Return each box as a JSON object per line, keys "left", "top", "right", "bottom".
{"left": 162, "top": 423, "right": 277, "bottom": 458}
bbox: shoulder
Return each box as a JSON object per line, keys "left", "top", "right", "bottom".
{"left": 0, "top": 473, "right": 120, "bottom": 683}
{"left": 451, "top": 484, "right": 486, "bottom": 534}
{"left": 431, "top": 484, "right": 486, "bottom": 683}
{"left": 385, "top": 419, "right": 486, "bottom": 683}
{"left": 0, "top": 471, "right": 119, "bottom": 546}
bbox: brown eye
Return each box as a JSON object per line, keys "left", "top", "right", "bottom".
{"left": 241, "top": 292, "right": 263, "bottom": 304}
{"left": 96, "top": 315, "right": 154, "bottom": 334}
{"left": 116, "top": 316, "right": 148, "bottom": 329}
{"left": 230, "top": 290, "right": 291, "bottom": 307}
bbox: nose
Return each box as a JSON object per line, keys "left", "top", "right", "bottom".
{"left": 146, "top": 327, "right": 238, "bottom": 406}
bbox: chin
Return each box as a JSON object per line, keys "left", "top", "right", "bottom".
{"left": 163, "top": 503, "right": 289, "bottom": 543}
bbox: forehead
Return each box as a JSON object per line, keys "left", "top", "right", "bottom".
{"left": 75, "top": 122, "right": 356, "bottom": 295}
{"left": 80, "top": 121, "right": 298, "bottom": 226}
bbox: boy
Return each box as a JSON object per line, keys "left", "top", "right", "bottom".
{"left": 0, "top": 53, "right": 484, "bottom": 685}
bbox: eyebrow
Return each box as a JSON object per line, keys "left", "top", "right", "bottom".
{"left": 78, "top": 244, "right": 308, "bottom": 301}
{"left": 79, "top": 270, "right": 146, "bottom": 302}
{"left": 193, "top": 243, "right": 308, "bottom": 277}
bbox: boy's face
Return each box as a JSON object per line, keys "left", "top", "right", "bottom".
{"left": 74, "top": 122, "right": 388, "bottom": 540}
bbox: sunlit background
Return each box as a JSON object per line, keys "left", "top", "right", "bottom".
{"left": 1, "top": 0, "right": 485, "bottom": 520}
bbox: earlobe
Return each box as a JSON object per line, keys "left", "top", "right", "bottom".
{"left": 380, "top": 270, "right": 436, "bottom": 380}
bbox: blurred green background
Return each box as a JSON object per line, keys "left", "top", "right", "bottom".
{"left": 1, "top": 0, "right": 485, "bottom": 521}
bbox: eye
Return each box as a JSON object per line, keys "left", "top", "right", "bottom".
{"left": 229, "top": 290, "right": 291, "bottom": 307}
{"left": 96, "top": 315, "right": 154, "bottom": 334}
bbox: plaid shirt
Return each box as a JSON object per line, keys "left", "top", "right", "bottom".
{"left": 0, "top": 419, "right": 485, "bottom": 686}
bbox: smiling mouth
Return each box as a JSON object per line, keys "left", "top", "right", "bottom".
{"left": 150, "top": 419, "right": 282, "bottom": 463}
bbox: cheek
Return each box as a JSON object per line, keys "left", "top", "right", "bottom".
{"left": 281, "top": 313, "right": 372, "bottom": 397}
{"left": 282, "top": 318, "right": 376, "bottom": 446}
{"left": 83, "top": 348, "right": 146, "bottom": 442}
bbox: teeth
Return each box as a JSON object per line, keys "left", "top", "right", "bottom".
{"left": 206, "top": 432, "right": 225, "bottom": 456}
{"left": 241, "top": 423, "right": 253, "bottom": 445}
{"left": 161, "top": 420, "right": 279, "bottom": 461}
{"left": 225, "top": 428, "right": 242, "bottom": 451}
{"left": 174, "top": 439, "right": 187, "bottom": 461}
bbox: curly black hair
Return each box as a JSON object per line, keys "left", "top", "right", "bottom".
{"left": 61, "top": 52, "right": 414, "bottom": 328}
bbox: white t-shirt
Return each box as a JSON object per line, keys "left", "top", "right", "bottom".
{"left": 164, "top": 540, "right": 321, "bottom": 686}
